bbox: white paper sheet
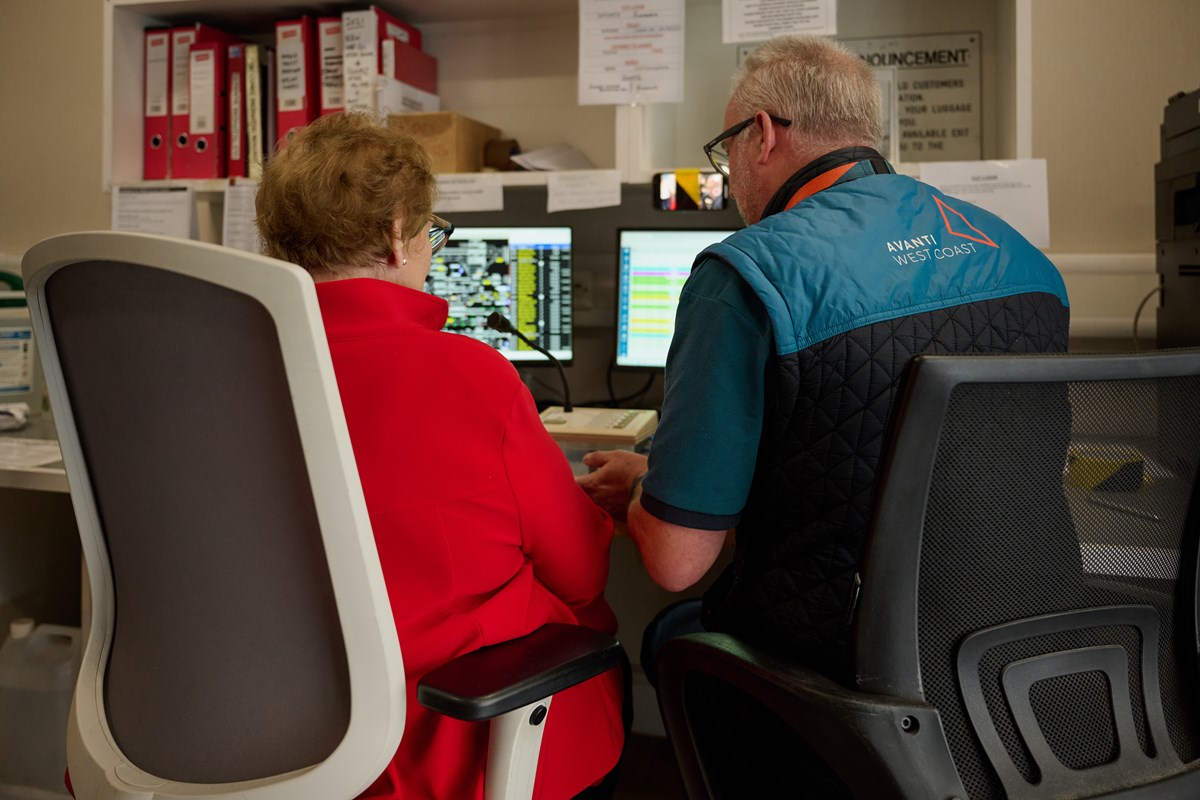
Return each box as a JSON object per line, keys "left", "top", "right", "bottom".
{"left": 222, "top": 180, "right": 262, "bottom": 254}
{"left": 579, "top": 0, "right": 685, "bottom": 105}
{"left": 435, "top": 173, "right": 505, "bottom": 213}
{"left": 378, "top": 74, "right": 440, "bottom": 116}
{"left": 0, "top": 437, "right": 62, "bottom": 470}
{"left": 919, "top": 159, "right": 1050, "bottom": 249}
{"left": 111, "top": 185, "right": 196, "bottom": 239}
{"left": 0, "top": 328, "right": 34, "bottom": 395}
{"left": 722, "top": 0, "right": 836, "bottom": 44}
{"left": 511, "top": 144, "right": 596, "bottom": 172}
{"left": 547, "top": 170, "right": 622, "bottom": 213}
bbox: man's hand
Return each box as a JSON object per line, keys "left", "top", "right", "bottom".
{"left": 575, "top": 449, "right": 648, "bottom": 524}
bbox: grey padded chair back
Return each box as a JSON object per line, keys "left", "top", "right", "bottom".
{"left": 858, "top": 351, "right": 1200, "bottom": 799}
{"left": 23, "top": 232, "right": 404, "bottom": 800}
{"left": 46, "top": 260, "right": 349, "bottom": 780}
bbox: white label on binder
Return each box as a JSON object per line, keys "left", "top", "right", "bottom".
{"left": 171, "top": 30, "right": 196, "bottom": 115}
{"left": 277, "top": 23, "right": 306, "bottom": 112}
{"left": 342, "top": 10, "right": 379, "bottom": 115}
{"left": 190, "top": 49, "right": 215, "bottom": 135}
{"left": 319, "top": 21, "right": 344, "bottom": 109}
{"left": 385, "top": 21, "right": 411, "bottom": 44}
{"left": 229, "top": 77, "right": 242, "bottom": 161}
{"left": 145, "top": 34, "right": 169, "bottom": 117}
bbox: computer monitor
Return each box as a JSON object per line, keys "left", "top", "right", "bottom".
{"left": 427, "top": 226, "right": 573, "bottom": 363}
{"left": 616, "top": 228, "right": 737, "bottom": 369}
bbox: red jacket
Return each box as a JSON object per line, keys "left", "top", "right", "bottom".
{"left": 316, "top": 278, "right": 623, "bottom": 800}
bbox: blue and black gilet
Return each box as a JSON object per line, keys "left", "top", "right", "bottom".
{"left": 698, "top": 148, "right": 1070, "bottom": 681}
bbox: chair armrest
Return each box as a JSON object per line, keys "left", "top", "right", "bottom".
{"left": 657, "top": 633, "right": 966, "bottom": 800}
{"left": 417, "top": 623, "right": 621, "bottom": 722}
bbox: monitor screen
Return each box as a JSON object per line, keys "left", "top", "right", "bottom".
{"left": 616, "top": 229, "right": 737, "bottom": 369}
{"left": 427, "top": 226, "right": 573, "bottom": 363}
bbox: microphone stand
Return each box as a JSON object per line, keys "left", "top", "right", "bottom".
{"left": 486, "top": 312, "right": 573, "bottom": 412}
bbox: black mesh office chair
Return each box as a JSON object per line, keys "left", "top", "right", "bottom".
{"left": 22, "top": 232, "right": 620, "bottom": 800}
{"left": 656, "top": 351, "right": 1200, "bottom": 799}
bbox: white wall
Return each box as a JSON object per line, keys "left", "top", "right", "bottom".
{"left": 1031, "top": 0, "right": 1200, "bottom": 346}
{"left": 0, "top": 0, "right": 110, "bottom": 257}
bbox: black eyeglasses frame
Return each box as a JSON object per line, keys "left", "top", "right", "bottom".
{"left": 703, "top": 114, "right": 793, "bottom": 175}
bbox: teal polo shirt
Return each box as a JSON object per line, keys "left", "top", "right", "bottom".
{"left": 640, "top": 257, "right": 770, "bottom": 530}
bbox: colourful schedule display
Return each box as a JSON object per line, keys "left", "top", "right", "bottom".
{"left": 616, "top": 229, "right": 735, "bottom": 368}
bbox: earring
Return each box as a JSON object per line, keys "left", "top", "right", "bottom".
{"left": 402, "top": 258, "right": 408, "bottom": 265}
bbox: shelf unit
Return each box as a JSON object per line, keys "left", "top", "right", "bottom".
{"left": 104, "top": 0, "right": 1034, "bottom": 235}
{"left": 103, "top": 0, "right": 630, "bottom": 188}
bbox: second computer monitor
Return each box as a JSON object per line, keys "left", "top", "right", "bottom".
{"left": 428, "top": 226, "right": 573, "bottom": 363}
{"left": 616, "top": 228, "right": 737, "bottom": 369}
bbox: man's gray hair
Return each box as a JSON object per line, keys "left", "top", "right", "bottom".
{"left": 731, "top": 35, "right": 882, "bottom": 151}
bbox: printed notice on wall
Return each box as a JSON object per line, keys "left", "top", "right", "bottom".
{"left": 841, "top": 33, "right": 981, "bottom": 163}
{"left": 579, "top": 0, "right": 685, "bottom": 105}
{"left": 873, "top": 67, "right": 899, "bottom": 163}
{"left": 0, "top": 328, "right": 34, "bottom": 395}
{"left": 547, "top": 170, "right": 622, "bottom": 213}
{"left": 222, "top": 181, "right": 262, "bottom": 254}
{"left": 920, "top": 159, "right": 1050, "bottom": 249}
{"left": 111, "top": 185, "right": 196, "bottom": 239}
{"left": 723, "top": 0, "right": 836, "bottom": 44}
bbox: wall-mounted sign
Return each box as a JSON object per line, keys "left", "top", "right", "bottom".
{"left": 579, "top": 0, "right": 685, "bottom": 105}
{"left": 841, "top": 32, "right": 981, "bottom": 163}
{"left": 723, "top": 0, "right": 836, "bottom": 44}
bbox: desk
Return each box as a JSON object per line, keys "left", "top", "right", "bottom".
{"left": 0, "top": 418, "right": 79, "bottom": 641}
{"left": 1, "top": 425, "right": 716, "bottom": 736}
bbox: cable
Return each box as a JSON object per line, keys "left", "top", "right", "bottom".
{"left": 606, "top": 358, "right": 657, "bottom": 407}
{"left": 605, "top": 374, "right": 656, "bottom": 407}
{"left": 1132, "top": 286, "right": 1161, "bottom": 353}
{"left": 530, "top": 368, "right": 657, "bottom": 410}
{"left": 529, "top": 374, "right": 566, "bottom": 409}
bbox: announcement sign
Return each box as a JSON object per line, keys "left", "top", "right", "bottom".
{"left": 841, "top": 32, "right": 981, "bottom": 163}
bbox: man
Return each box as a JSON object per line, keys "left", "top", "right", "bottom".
{"left": 701, "top": 171, "right": 726, "bottom": 209}
{"left": 578, "top": 35, "right": 1068, "bottom": 684}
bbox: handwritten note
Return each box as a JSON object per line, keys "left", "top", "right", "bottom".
{"left": 579, "top": 0, "right": 685, "bottom": 105}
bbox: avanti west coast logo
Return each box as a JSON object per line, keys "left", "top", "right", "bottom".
{"left": 887, "top": 196, "right": 999, "bottom": 266}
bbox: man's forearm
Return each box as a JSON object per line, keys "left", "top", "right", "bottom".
{"left": 627, "top": 496, "right": 727, "bottom": 593}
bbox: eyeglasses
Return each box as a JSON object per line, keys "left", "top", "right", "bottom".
{"left": 429, "top": 214, "right": 454, "bottom": 254}
{"left": 703, "top": 114, "right": 793, "bottom": 176}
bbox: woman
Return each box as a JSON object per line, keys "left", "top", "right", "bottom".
{"left": 256, "top": 112, "right": 624, "bottom": 799}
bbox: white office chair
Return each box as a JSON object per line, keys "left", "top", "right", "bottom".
{"left": 22, "top": 232, "right": 621, "bottom": 800}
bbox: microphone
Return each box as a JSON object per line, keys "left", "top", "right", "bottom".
{"left": 487, "top": 312, "right": 573, "bottom": 412}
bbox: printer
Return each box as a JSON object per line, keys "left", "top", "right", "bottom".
{"left": 1155, "top": 87, "right": 1200, "bottom": 347}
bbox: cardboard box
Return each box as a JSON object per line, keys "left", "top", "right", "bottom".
{"left": 387, "top": 112, "right": 500, "bottom": 173}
